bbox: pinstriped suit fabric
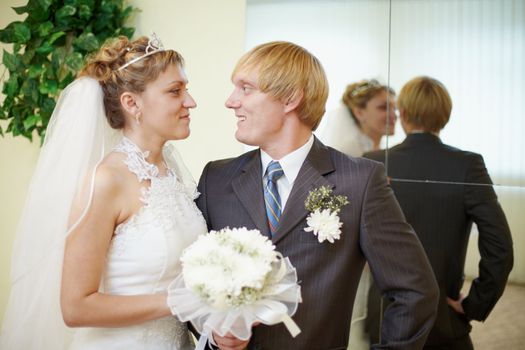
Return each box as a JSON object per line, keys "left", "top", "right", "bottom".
{"left": 196, "top": 138, "right": 438, "bottom": 350}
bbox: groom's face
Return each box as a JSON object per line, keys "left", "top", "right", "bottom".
{"left": 226, "top": 68, "right": 287, "bottom": 149}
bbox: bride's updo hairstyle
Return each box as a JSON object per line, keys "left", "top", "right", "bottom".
{"left": 79, "top": 36, "right": 184, "bottom": 129}
{"left": 342, "top": 79, "right": 395, "bottom": 128}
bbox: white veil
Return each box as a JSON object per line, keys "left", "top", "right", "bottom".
{"left": 0, "top": 77, "right": 120, "bottom": 349}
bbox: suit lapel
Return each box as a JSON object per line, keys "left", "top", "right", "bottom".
{"left": 232, "top": 150, "right": 271, "bottom": 237}
{"left": 273, "top": 138, "right": 335, "bottom": 244}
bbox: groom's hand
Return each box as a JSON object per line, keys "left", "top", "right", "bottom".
{"left": 446, "top": 293, "right": 466, "bottom": 315}
{"left": 212, "top": 332, "right": 249, "bottom": 350}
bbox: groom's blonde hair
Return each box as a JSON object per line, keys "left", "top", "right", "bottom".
{"left": 232, "top": 41, "right": 329, "bottom": 130}
{"left": 398, "top": 76, "right": 452, "bottom": 132}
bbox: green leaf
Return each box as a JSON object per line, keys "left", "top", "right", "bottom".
{"left": 23, "top": 114, "right": 40, "bottom": 129}
{"left": 58, "top": 74, "right": 74, "bottom": 90}
{"left": 120, "top": 6, "right": 140, "bottom": 23}
{"left": 93, "top": 14, "right": 112, "bottom": 32}
{"left": 78, "top": 4, "right": 92, "bottom": 20}
{"left": 41, "top": 96, "right": 56, "bottom": 115}
{"left": 43, "top": 61, "right": 55, "bottom": 80}
{"left": 74, "top": 32, "right": 99, "bottom": 51}
{"left": 51, "top": 46, "right": 66, "bottom": 69}
{"left": 28, "top": 64, "right": 44, "bottom": 78}
{"left": 48, "top": 31, "right": 66, "bottom": 44}
{"left": 77, "top": 0, "right": 95, "bottom": 7}
{"left": 35, "top": 41, "right": 54, "bottom": 54}
{"left": 64, "top": 52, "right": 83, "bottom": 71}
{"left": 21, "top": 78, "right": 39, "bottom": 104}
{"left": 11, "top": 123, "right": 20, "bottom": 136}
{"left": 1, "top": 0, "right": 139, "bottom": 142}
{"left": 12, "top": 6, "right": 28, "bottom": 15}
{"left": 2, "top": 74, "right": 19, "bottom": 96}
{"left": 22, "top": 48, "right": 36, "bottom": 65}
{"left": 2, "top": 50, "right": 19, "bottom": 71}
{"left": 13, "top": 23, "right": 31, "bottom": 43}
{"left": 27, "top": 0, "right": 52, "bottom": 22}
{"left": 0, "top": 22, "right": 31, "bottom": 44}
{"left": 119, "top": 26, "right": 135, "bottom": 39}
{"left": 39, "top": 79, "right": 58, "bottom": 95}
{"left": 56, "top": 64, "right": 68, "bottom": 82}
{"left": 37, "top": 21, "right": 54, "bottom": 36}
{"left": 100, "top": 0, "right": 115, "bottom": 14}
{"left": 0, "top": 23, "right": 16, "bottom": 43}
{"left": 29, "top": 0, "right": 53, "bottom": 11}
{"left": 56, "top": 5, "right": 77, "bottom": 18}
{"left": 0, "top": 97, "right": 14, "bottom": 116}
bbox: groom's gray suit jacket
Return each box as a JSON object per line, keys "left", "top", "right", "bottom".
{"left": 196, "top": 138, "right": 438, "bottom": 350}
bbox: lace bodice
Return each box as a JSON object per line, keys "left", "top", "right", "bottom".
{"left": 70, "top": 137, "right": 206, "bottom": 350}
{"left": 113, "top": 137, "right": 167, "bottom": 181}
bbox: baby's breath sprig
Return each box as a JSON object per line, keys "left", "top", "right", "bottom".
{"left": 304, "top": 185, "right": 349, "bottom": 213}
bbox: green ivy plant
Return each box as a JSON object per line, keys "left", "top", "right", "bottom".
{"left": 0, "top": 0, "right": 137, "bottom": 142}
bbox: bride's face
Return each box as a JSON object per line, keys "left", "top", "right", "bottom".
{"left": 137, "top": 64, "right": 197, "bottom": 141}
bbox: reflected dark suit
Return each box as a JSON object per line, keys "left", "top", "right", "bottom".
{"left": 196, "top": 138, "right": 438, "bottom": 350}
{"left": 365, "top": 133, "right": 513, "bottom": 349}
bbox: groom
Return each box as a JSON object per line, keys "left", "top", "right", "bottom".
{"left": 196, "top": 41, "right": 439, "bottom": 350}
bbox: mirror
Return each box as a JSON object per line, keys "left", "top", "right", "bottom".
{"left": 386, "top": 0, "right": 525, "bottom": 188}
{"left": 245, "top": 0, "right": 524, "bottom": 347}
{"left": 247, "top": 0, "right": 525, "bottom": 188}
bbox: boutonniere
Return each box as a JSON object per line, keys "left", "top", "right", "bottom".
{"left": 304, "top": 186, "right": 349, "bottom": 243}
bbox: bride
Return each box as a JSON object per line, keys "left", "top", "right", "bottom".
{"left": 0, "top": 34, "right": 207, "bottom": 349}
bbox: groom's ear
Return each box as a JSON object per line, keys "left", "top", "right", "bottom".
{"left": 120, "top": 92, "right": 141, "bottom": 116}
{"left": 283, "top": 90, "right": 304, "bottom": 114}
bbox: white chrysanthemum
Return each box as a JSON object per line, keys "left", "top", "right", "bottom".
{"left": 304, "top": 209, "right": 343, "bottom": 243}
{"left": 180, "top": 227, "right": 277, "bottom": 309}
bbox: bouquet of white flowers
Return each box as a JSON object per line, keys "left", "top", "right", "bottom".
{"left": 167, "top": 227, "right": 301, "bottom": 349}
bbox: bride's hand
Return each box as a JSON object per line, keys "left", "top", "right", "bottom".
{"left": 212, "top": 331, "right": 249, "bottom": 350}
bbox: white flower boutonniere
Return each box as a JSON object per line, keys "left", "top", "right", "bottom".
{"left": 304, "top": 186, "right": 349, "bottom": 243}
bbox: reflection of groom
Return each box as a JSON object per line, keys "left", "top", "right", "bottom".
{"left": 196, "top": 41, "right": 439, "bottom": 350}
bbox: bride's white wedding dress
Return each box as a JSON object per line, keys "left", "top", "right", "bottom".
{"left": 70, "top": 137, "right": 207, "bottom": 350}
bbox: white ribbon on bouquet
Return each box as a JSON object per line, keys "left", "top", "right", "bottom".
{"left": 168, "top": 254, "right": 302, "bottom": 350}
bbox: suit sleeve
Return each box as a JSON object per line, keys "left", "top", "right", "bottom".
{"left": 196, "top": 161, "right": 212, "bottom": 230}
{"left": 360, "top": 163, "right": 439, "bottom": 350}
{"left": 461, "top": 154, "right": 513, "bottom": 321}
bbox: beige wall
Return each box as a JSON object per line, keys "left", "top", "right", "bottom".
{"left": 128, "top": 0, "right": 247, "bottom": 177}
{"left": 0, "top": 0, "right": 39, "bottom": 325}
{"left": 0, "top": 0, "right": 246, "bottom": 322}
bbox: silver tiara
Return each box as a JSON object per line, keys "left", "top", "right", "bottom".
{"left": 350, "top": 79, "right": 381, "bottom": 97}
{"left": 117, "top": 33, "right": 165, "bottom": 71}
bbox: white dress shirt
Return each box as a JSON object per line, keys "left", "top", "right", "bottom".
{"left": 260, "top": 135, "right": 315, "bottom": 211}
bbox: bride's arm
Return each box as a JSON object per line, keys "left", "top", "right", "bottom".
{"left": 60, "top": 162, "right": 171, "bottom": 328}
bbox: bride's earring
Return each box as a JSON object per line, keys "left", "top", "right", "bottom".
{"left": 135, "top": 112, "right": 142, "bottom": 125}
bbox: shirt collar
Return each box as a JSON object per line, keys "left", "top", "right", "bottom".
{"left": 260, "top": 134, "right": 315, "bottom": 184}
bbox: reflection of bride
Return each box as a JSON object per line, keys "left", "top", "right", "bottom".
{"left": 0, "top": 35, "right": 206, "bottom": 349}
{"left": 315, "top": 79, "right": 396, "bottom": 350}
{"left": 316, "top": 79, "right": 396, "bottom": 156}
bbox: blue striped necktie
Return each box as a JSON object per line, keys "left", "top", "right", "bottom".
{"left": 264, "top": 161, "right": 284, "bottom": 236}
